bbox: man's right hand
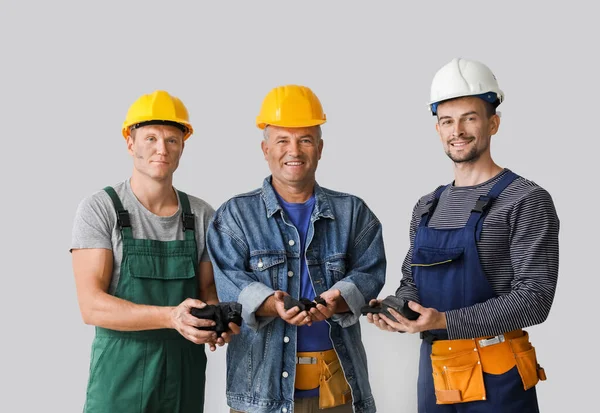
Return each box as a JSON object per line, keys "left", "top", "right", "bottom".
{"left": 170, "top": 298, "right": 220, "bottom": 349}
{"left": 273, "top": 291, "right": 313, "bottom": 326}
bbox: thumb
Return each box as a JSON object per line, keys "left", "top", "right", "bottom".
{"left": 274, "top": 291, "right": 285, "bottom": 302}
{"left": 186, "top": 298, "right": 207, "bottom": 309}
{"left": 408, "top": 301, "right": 424, "bottom": 312}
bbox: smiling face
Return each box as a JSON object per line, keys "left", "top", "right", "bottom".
{"left": 127, "top": 124, "right": 185, "bottom": 182}
{"left": 261, "top": 125, "right": 323, "bottom": 191}
{"left": 435, "top": 96, "right": 499, "bottom": 165}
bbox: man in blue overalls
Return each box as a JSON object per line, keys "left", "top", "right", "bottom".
{"left": 366, "top": 58, "right": 560, "bottom": 412}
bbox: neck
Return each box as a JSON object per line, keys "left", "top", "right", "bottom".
{"left": 130, "top": 170, "right": 178, "bottom": 216}
{"left": 452, "top": 156, "right": 503, "bottom": 187}
{"left": 271, "top": 177, "right": 315, "bottom": 203}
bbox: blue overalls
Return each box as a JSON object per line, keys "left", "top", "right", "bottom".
{"left": 413, "top": 171, "right": 539, "bottom": 412}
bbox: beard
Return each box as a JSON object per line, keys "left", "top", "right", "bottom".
{"left": 445, "top": 137, "right": 487, "bottom": 164}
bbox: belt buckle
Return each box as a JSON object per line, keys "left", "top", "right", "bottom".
{"left": 478, "top": 334, "right": 505, "bottom": 347}
{"left": 296, "top": 356, "right": 317, "bottom": 365}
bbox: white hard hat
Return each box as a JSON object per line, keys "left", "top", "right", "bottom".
{"left": 428, "top": 58, "right": 504, "bottom": 115}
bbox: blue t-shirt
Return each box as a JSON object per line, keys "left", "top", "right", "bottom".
{"left": 276, "top": 192, "right": 333, "bottom": 397}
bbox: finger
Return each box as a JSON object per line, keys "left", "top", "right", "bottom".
{"left": 315, "top": 304, "right": 332, "bottom": 318}
{"left": 208, "top": 343, "right": 217, "bottom": 352}
{"left": 309, "top": 307, "right": 327, "bottom": 321}
{"left": 369, "top": 299, "right": 380, "bottom": 307}
{"left": 184, "top": 298, "right": 207, "bottom": 309}
{"left": 274, "top": 291, "right": 286, "bottom": 302}
{"left": 366, "top": 313, "right": 374, "bottom": 323}
{"left": 380, "top": 313, "right": 406, "bottom": 330}
{"left": 284, "top": 307, "right": 301, "bottom": 318}
{"left": 186, "top": 314, "right": 217, "bottom": 328}
{"left": 227, "top": 322, "right": 241, "bottom": 335}
{"left": 215, "top": 337, "right": 225, "bottom": 347}
{"left": 290, "top": 312, "right": 311, "bottom": 326}
{"left": 185, "top": 327, "right": 218, "bottom": 344}
{"left": 221, "top": 332, "right": 231, "bottom": 343}
{"left": 408, "top": 301, "right": 424, "bottom": 312}
{"left": 386, "top": 308, "right": 409, "bottom": 324}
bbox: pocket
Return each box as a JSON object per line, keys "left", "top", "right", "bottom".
{"left": 508, "top": 331, "right": 544, "bottom": 390}
{"left": 430, "top": 349, "right": 485, "bottom": 404}
{"left": 295, "top": 362, "right": 320, "bottom": 390}
{"left": 513, "top": 347, "right": 542, "bottom": 390}
{"left": 128, "top": 254, "right": 197, "bottom": 306}
{"left": 319, "top": 358, "right": 351, "bottom": 409}
{"left": 411, "top": 247, "right": 464, "bottom": 311}
{"left": 325, "top": 256, "right": 347, "bottom": 282}
{"left": 411, "top": 247, "right": 464, "bottom": 267}
{"left": 249, "top": 252, "right": 285, "bottom": 289}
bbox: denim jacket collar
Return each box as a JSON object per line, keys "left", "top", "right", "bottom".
{"left": 261, "top": 176, "right": 335, "bottom": 221}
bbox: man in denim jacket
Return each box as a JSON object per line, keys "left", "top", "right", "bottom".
{"left": 207, "top": 85, "right": 386, "bottom": 413}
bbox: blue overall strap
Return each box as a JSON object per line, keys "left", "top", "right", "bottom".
{"left": 419, "top": 185, "right": 448, "bottom": 228}
{"left": 466, "top": 171, "right": 519, "bottom": 240}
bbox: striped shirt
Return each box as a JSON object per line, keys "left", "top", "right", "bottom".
{"left": 395, "top": 169, "right": 560, "bottom": 340}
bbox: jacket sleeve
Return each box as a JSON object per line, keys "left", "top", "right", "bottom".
{"left": 331, "top": 204, "right": 387, "bottom": 328}
{"left": 206, "top": 206, "right": 276, "bottom": 331}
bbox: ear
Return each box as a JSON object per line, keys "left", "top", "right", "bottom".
{"left": 489, "top": 114, "right": 500, "bottom": 136}
{"left": 127, "top": 136, "right": 134, "bottom": 156}
{"left": 317, "top": 138, "right": 324, "bottom": 160}
{"left": 261, "top": 139, "right": 268, "bottom": 160}
{"left": 435, "top": 121, "right": 443, "bottom": 142}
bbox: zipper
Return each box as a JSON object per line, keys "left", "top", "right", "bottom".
{"left": 411, "top": 259, "right": 454, "bottom": 267}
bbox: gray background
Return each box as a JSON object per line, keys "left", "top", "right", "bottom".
{"left": 1, "top": 1, "right": 595, "bottom": 411}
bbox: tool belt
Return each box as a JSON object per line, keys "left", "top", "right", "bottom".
{"left": 295, "top": 349, "right": 352, "bottom": 409}
{"left": 428, "top": 330, "right": 547, "bottom": 404}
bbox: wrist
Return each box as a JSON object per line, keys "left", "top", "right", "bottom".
{"left": 165, "top": 306, "right": 176, "bottom": 329}
{"left": 438, "top": 312, "right": 447, "bottom": 329}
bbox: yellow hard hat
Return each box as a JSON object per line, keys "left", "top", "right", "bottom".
{"left": 122, "top": 90, "right": 193, "bottom": 140}
{"left": 256, "top": 85, "right": 326, "bottom": 130}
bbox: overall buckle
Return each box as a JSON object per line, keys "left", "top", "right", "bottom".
{"left": 478, "top": 334, "right": 505, "bottom": 347}
{"left": 296, "top": 356, "right": 317, "bottom": 365}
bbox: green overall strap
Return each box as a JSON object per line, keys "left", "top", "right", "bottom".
{"left": 103, "top": 186, "right": 133, "bottom": 239}
{"left": 178, "top": 190, "right": 195, "bottom": 241}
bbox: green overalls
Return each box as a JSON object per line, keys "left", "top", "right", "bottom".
{"left": 83, "top": 187, "right": 207, "bottom": 413}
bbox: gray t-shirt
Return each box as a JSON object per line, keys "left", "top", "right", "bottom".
{"left": 71, "top": 180, "right": 215, "bottom": 294}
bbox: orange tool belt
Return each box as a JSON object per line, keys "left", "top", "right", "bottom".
{"left": 430, "top": 329, "right": 546, "bottom": 404}
{"left": 295, "top": 349, "right": 352, "bottom": 409}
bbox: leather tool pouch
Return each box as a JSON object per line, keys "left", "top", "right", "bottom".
{"left": 430, "top": 330, "right": 547, "bottom": 404}
{"left": 507, "top": 331, "right": 547, "bottom": 390}
{"left": 431, "top": 347, "right": 485, "bottom": 404}
{"left": 295, "top": 350, "right": 352, "bottom": 409}
{"left": 319, "top": 356, "right": 352, "bottom": 409}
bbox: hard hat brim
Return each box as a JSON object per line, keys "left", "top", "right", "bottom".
{"left": 256, "top": 118, "right": 327, "bottom": 130}
{"left": 122, "top": 119, "right": 193, "bottom": 140}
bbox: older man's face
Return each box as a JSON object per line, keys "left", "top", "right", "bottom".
{"left": 261, "top": 125, "right": 323, "bottom": 189}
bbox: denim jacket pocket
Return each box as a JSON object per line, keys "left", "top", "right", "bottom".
{"left": 249, "top": 252, "right": 286, "bottom": 290}
{"left": 325, "top": 256, "right": 347, "bottom": 283}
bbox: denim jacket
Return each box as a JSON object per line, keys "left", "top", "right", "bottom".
{"left": 207, "top": 177, "right": 386, "bottom": 413}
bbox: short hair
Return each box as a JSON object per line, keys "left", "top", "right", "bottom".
{"left": 436, "top": 97, "right": 497, "bottom": 120}
{"left": 263, "top": 125, "right": 322, "bottom": 141}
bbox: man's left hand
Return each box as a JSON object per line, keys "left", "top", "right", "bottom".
{"left": 309, "top": 289, "right": 346, "bottom": 321}
{"left": 373, "top": 301, "right": 446, "bottom": 333}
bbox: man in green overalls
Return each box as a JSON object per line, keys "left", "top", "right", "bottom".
{"left": 71, "top": 90, "right": 240, "bottom": 413}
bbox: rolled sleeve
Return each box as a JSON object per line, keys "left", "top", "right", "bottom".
{"left": 330, "top": 280, "right": 365, "bottom": 327}
{"left": 238, "top": 282, "right": 276, "bottom": 330}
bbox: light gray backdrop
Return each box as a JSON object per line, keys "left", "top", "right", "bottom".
{"left": 1, "top": 1, "right": 595, "bottom": 412}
